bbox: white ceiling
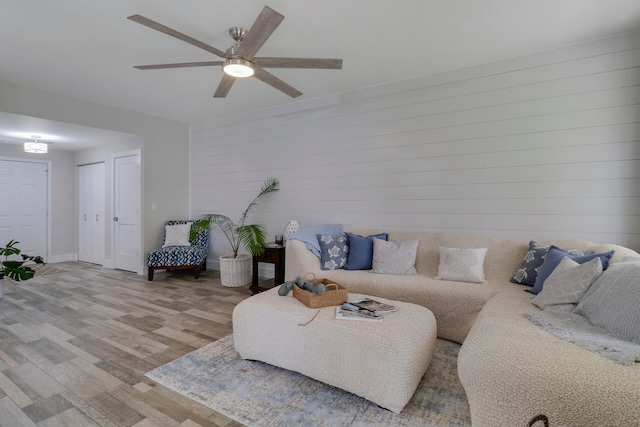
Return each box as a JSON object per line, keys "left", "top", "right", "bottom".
{"left": 0, "top": 111, "right": 139, "bottom": 151}
{"left": 2, "top": 0, "right": 640, "bottom": 151}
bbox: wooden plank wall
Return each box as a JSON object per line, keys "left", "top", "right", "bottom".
{"left": 191, "top": 31, "right": 640, "bottom": 261}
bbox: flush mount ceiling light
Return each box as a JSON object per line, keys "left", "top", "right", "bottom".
{"left": 222, "top": 58, "right": 254, "bottom": 78}
{"left": 24, "top": 135, "right": 48, "bottom": 154}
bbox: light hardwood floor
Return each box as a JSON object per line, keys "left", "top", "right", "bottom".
{"left": 0, "top": 262, "right": 252, "bottom": 427}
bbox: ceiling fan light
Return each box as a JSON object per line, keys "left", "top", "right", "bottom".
{"left": 223, "top": 58, "right": 254, "bottom": 78}
{"left": 24, "top": 141, "right": 48, "bottom": 154}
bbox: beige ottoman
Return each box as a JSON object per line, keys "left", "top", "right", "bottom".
{"left": 232, "top": 287, "right": 437, "bottom": 414}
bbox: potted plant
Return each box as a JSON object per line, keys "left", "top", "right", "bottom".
{"left": 0, "top": 240, "right": 45, "bottom": 298}
{"left": 191, "top": 177, "right": 280, "bottom": 287}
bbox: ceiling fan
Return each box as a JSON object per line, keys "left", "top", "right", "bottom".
{"left": 127, "top": 6, "right": 343, "bottom": 98}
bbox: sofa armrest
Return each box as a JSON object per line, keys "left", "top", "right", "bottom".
{"left": 285, "top": 239, "right": 321, "bottom": 281}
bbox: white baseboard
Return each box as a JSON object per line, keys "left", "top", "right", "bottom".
{"left": 47, "top": 253, "right": 77, "bottom": 263}
{"left": 49, "top": 257, "right": 144, "bottom": 276}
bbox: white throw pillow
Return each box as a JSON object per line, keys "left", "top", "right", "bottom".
{"left": 435, "top": 247, "right": 487, "bottom": 284}
{"left": 371, "top": 238, "right": 418, "bottom": 274}
{"left": 532, "top": 256, "right": 603, "bottom": 311}
{"left": 573, "top": 259, "right": 640, "bottom": 345}
{"left": 162, "top": 222, "right": 192, "bottom": 247}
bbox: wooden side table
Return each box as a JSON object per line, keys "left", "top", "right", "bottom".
{"left": 251, "top": 242, "right": 286, "bottom": 294}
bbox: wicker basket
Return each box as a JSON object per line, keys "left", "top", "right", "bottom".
{"left": 293, "top": 273, "right": 348, "bottom": 308}
{"left": 219, "top": 253, "right": 252, "bottom": 287}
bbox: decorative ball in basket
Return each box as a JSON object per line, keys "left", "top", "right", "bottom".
{"left": 279, "top": 273, "right": 348, "bottom": 308}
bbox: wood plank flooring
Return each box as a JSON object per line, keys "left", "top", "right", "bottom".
{"left": 0, "top": 262, "right": 252, "bottom": 426}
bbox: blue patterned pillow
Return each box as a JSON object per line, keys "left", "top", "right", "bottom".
{"left": 511, "top": 241, "right": 593, "bottom": 286}
{"left": 317, "top": 234, "right": 349, "bottom": 270}
{"left": 528, "top": 246, "right": 614, "bottom": 295}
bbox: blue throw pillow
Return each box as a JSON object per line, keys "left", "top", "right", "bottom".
{"left": 344, "top": 232, "right": 388, "bottom": 270}
{"left": 528, "top": 246, "right": 614, "bottom": 295}
{"left": 510, "top": 240, "right": 594, "bottom": 286}
{"left": 317, "top": 234, "right": 349, "bottom": 270}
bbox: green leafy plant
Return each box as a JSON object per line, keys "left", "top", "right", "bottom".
{"left": 0, "top": 240, "right": 45, "bottom": 281}
{"left": 190, "top": 177, "right": 280, "bottom": 258}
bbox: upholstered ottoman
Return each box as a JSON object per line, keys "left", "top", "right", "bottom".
{"left": 232, "top": 287, "right": 437, "bottom": 413}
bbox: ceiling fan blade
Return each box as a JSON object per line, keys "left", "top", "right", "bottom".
{"left": 134, "top": 61, "right": 223, "bottom": 70}
{"left": 235, "top": 6, "right": 284, "bottom": 60}
{"left": 253, "top": 57, "right": 343, "bottom": 69}
{"left": 127, "top": 14, "right": 227, "bottom": 58}
{"left": 252, "top": 67, "right": 302, "bottom": 98}
{"left": 213, "top": 74, "right": 236, "bottom": 98}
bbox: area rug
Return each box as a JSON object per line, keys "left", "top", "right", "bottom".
{"left": 32, "top": 263, "right": 66, "bottom": 276}
{"left": 146, "top": 335, "right": 470, "bottom": 426}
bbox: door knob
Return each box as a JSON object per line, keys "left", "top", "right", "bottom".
{"left": 113, "top": 217, "right": 118, "bottom": 222}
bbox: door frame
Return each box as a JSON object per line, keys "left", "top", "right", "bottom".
{"left": 110, "top": 149, "right": 142, "bottom": 274}
{"left": 0, "top": 156, "right": 51, "bottom": 261}
{"left": 77, "top": 161, "right": 106, "bottom": 265}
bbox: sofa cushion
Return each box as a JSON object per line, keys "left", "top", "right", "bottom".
{"left": 574, "top": 259, "right": 640, "bottom": 345}
{"left": 162, "top": 222, "right": 192, "bottom": 247}
{"left": 529, "top": 246, "right": 614, "bottom": 295}
{"left": 531, "top": 256, "right": 603, "bottom": 311}
{"left": 344, "top": 232, "right": 388, "bottom": 270}
{"left": 435, "top": 247, "right": 487, "bottom": 284}
{"left": 317, "top": 234, "right": 348, "bottom": 270}
{"left": 371, "top": 238, "right": 418, "bottom": 274}
{"left": 510, "top": 240, "right": 593, "bottom": 286}
{"left": 147, "top": 244, "right": 207, "bottom": 267}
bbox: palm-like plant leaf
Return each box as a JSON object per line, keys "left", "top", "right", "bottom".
{"left": 192, "top": 178, "right": 280, "bottom": 258}
{"left": 190, "top": 214, "right": 238, "bottom": 254}
{"left": 237, "top": 177, "right": 280, "bottom": 229}
{"left": 238, "top": 224, "right": 267, "bottom": 256}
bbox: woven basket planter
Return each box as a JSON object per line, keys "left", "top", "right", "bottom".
{"left": 219, "top": 253, "right": 252, "bottom": 287}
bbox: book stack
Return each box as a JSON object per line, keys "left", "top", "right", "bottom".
{"left": 335, "top": 298, "right": 397, "bottom": 322}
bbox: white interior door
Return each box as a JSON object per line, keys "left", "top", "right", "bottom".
{"left": 78, "top": 162, "right": 105, "bottom": 264}
{"left": 113, "top": 152, "right": 141, "bottom": 272}
{"left": 0, "top": 160, "right": 48, "bottom": 258}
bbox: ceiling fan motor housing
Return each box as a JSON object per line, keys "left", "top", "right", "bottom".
{"left": 229, "top": 27, "right": 247, "bottom": 43}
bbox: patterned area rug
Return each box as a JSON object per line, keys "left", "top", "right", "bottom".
{"left": 32, "top": 263, "right": 66, "bottom": 276}
{"left": 146, "top": 335, "right": 471, "bottom": 426}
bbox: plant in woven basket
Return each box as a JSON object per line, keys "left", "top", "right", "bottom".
{"left": 190, "top": 177, "right": 280, "bottom": 258}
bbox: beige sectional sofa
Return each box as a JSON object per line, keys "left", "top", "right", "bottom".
{"left": 284, "top": 227, "right": 640, "bottom": 427}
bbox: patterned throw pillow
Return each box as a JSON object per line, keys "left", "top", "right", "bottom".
{"left": 371, "top": 238, "right": 418, "bottom": 274}
{"left": 317, "top": 234, "right": 348, "bottom": 270}
{"left": 528, "top": 246, "right": 614, "bottom": 295}
{"left": 435, "top": 247, "right": 488, "bottom": 284}
{"left": 510, "top": 241, "right": 593, "bottom": 286}
{"left": 532, "top": 256, "right": 603, "bottom": 311}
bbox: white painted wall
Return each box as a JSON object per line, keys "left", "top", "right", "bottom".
{"left": 191, "top": 30, "right": 640, "bottom": 263}
{"left": 0, "top": 143, "right": 75, "bottom": 261}
{"left": 0, "top": 81, "right": 190, "bottom": 269}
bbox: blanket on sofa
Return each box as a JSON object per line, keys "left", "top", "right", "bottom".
{"left": 288, "top": 224, "right": 343, "bottom": 257}
{"left": 525, "top": 310, "right": 640, "bottom": 365}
